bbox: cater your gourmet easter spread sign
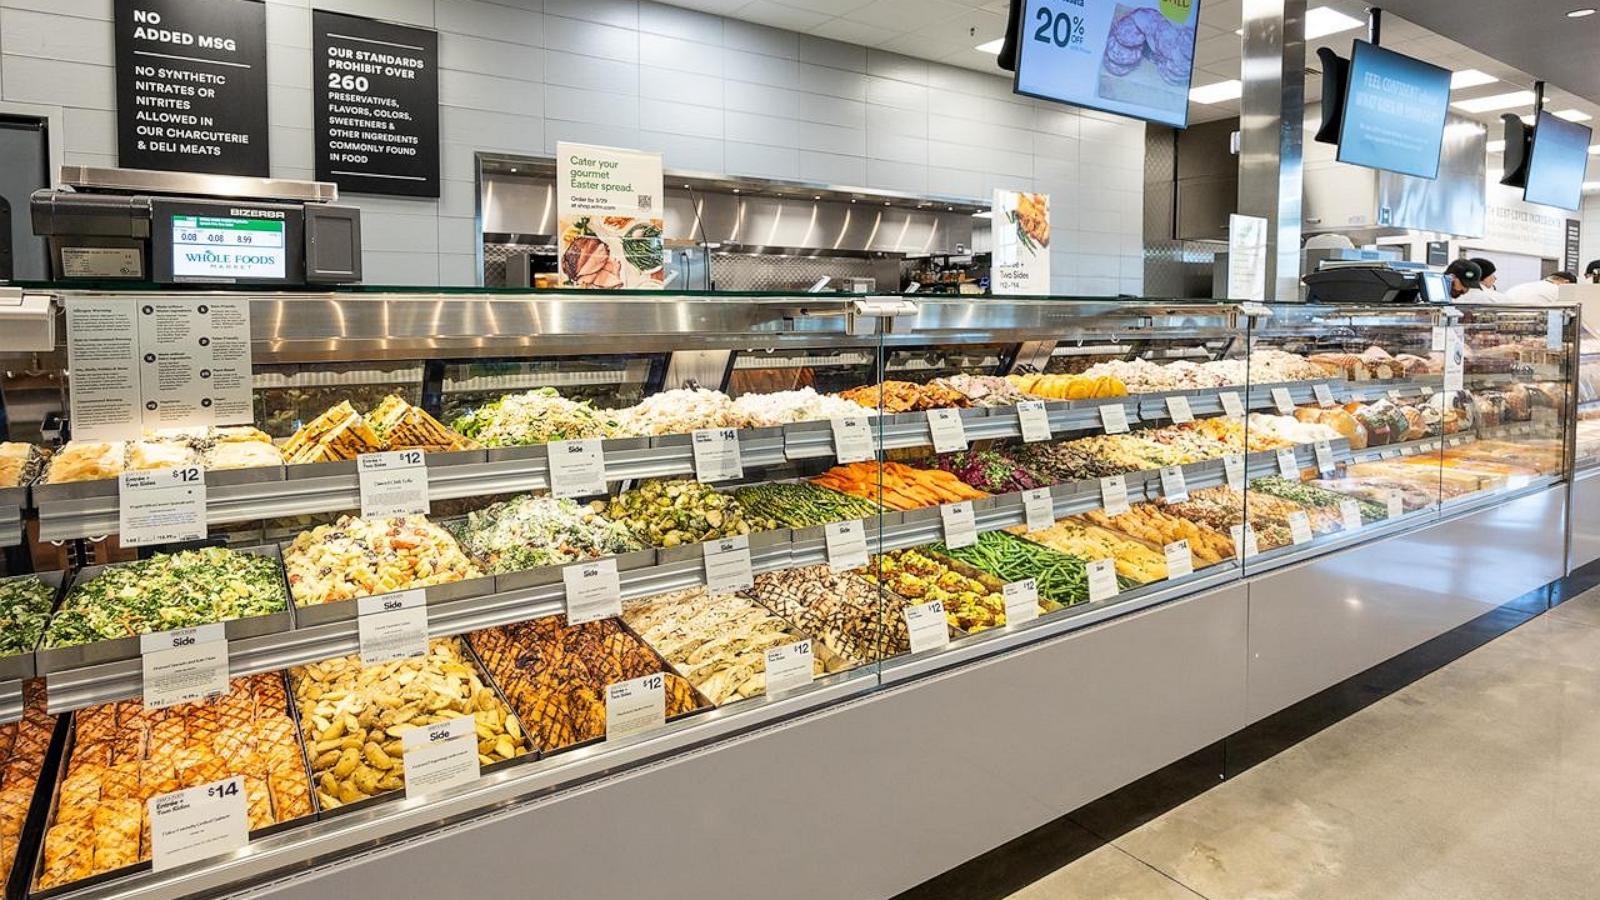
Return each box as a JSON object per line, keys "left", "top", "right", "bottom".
{"left": 991, "top": 190, "right": 1051, "bottom": 295}
{"left": 556, "top": 143, "right": 665, "bottom": 290}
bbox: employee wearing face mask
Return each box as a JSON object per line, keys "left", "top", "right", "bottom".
{"left": 1446, "top": 258, "right": 1512, "bottom": 303}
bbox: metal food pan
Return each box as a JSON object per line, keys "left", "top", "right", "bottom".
{"left": 490, "top": 547, "right": 659, "bottom": 594}
{"left": 654, "top": 526, "right": 792, "bottom": 567}
{"left": 290, "top": 572, "right": 500, "bottom": 628}
{"left": 35, "top": 545, "right": 294, "bottom": 674}
{"left": 5, "top": 704, "right": 67, "bottom": 900}
{"left": 0, "top": 571, "right": 67, "bottom": 681}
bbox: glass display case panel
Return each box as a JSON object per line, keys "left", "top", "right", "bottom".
{"left": 726, "top": 347, "right": 877, "bottom": 396}
{"left": 1451, "top": 304, "right": 1573, "bottom": 496}
{"left": 440, "top": 354, "right": 665, "bottom": 422}
{"left": 882, "top": 343, "right": 1011, "bottom": 381}
{"left": 254, "top": 362, "right": 425, "bottom": 438}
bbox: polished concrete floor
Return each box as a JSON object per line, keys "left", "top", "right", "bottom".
{"left": 997, "top": 586, "right": 1600, "bottom": 900}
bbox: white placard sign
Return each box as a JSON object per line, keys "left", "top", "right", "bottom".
{"left": 1288, "top": 511, "right": 1313, "bottom": 545}
{"left": 1226, "top": 213, "right": 1269, "bottom": 302}
{"left": 1016, "top": 400, "right": 1052, "bottom": 443}
{"left": 140, "top": 623, "right": 228, "bottom": 710}
{"left": 548, "top": 439, "right": 606, "bottom": 498}
{"left": 692, "top": 428, "right": 743, "bottom": 482}
{"left": 357, "top": 589, "right": 429, "bottom": 664}
{"left": 1099, "top": 403, "right": 1130, "bottom": 434}
{"left": 1023, "top": 488, "right": 1055, "bottom": 532}
{"left": 1166, "top": 395, "right": 1195, "bottom": 424}
{"left": 1313, "top": 440, "right": 1335, "bottom": 475}
{"left": 135, "top": 299, "right": 253, "bottom": 431}
{"left": 1271, "top": 387, "right": 1296, "bottom": 415}
{"left": 563, "top": 557, "right": 622, "bottom": 625}
{"left": 1548, "top": 310, "right": 1565, "bottom": 350}
{"left": 940, "top": 501, "right": 978, "bottom": 549}
{"left": 1431, "top": 325, "right": 1447, "bottom": 352}
{"left": 1443, "top": 327, "right": 1465, "bottom": 392}
{"left": 1313, "top": 383, "right": 1336, "bottom": 408}
{"left": 763, "top": 640, "right": 815, "bottom": 696}
{"left": 1086, "top": 558, "right": 1119, "bottom": 602}
{"left": 556, "top": 142, "right": 666, "bottom": 290}
{"left": 358, "top": 450, "right": 429, "bottom": 518}
{"left": 1223, "top": 453, "right": 1246, "bottom": 490}
{"left": 1276, "top": 448, "right": 1300, "bottom": 479}
{"left": 1164, "top": 540, "right": 1194, "bottom": 579}
{"left": 824, "top": 519, "right": 869, "bottom": 572}
{"left": 1231, "top": 524, "right": 1260, "bottom": 560}
{"left": 149, "top": 778, "right": 249, "bottom": 872}
{"left": 703, "top": 535, "right": 754, "bottom": 595}
{"left": 926, "top": 409, "right": 968, "bottom": 453}
{"left": 991, "top": 189, "right": 1051, "bottom": 295}
{"left": 1386, "top": 490, "right": 1405, "bottom": 519}
{"left": 1159, "top": 465, "right": 1189, "bottom": 504}
{"left": 1003, "top": 579, "right": 1039, "bottom": 626}
{"left": 401, "top": 716, "right": 480, "bottom": 797}
{"left": 1339, "top": 499, "right": 1363, "bottom": 532}
{"left": 1219, "top": 391, "right": 1246, "bottom": 419}
{"left": 904, "top": 601, "right": 951, "bottom": 654}
{"left": 1100, "top": 475, "right": 1131, "bottom": 516}
{"left": 606, "top": 673, "right": 667, "bottom": 740}
{"left": 831, "top": 417, "right": 875, "bottom": 463}
{"left": 119, "top": 467, "right": 207, "bottom": 547}
{"left": 66, "top": 297, "right": 143, "bottom": 441}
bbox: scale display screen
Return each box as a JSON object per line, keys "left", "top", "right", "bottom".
{"left": 170, "top": 215, "right": 288, "bottom": 280}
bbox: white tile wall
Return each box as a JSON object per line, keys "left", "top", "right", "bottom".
{"left": 0, "top": 0, "right": 1146, "bottom": 294}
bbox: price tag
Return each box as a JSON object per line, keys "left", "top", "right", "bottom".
{"left": 1276, "top": 448, "right": 1300, "bottom": 479}
{"left": 1016, "top": 400, "right": 1052, "bottom": 443}
{"left": 606, "top": 673, "right": 666, "bottom": 740}
{"left": 1387, "top": 389, "right": 1405, "bottom": 402}
{"left": 1166, "top": 395, "right": 1195, "bottom": 424}
{"left": 692, "top": 428, "right": 743, "bottom": 482}
{"left": 830, "top": 416, "right": 875, "bottom": 463}
{"left": 824, "top": 519, "right": 869, "bottom": 572}
{"left": 940, "top": 501, "right": 978, "bottom": 549}
{"left": 140, "top": 623, "right": 228, "bottom": 711}
{"left": 547, "top": 438, "right": 606, "bottom": 498}
{"left": 1086, "top": 558, "right": 1119, "bottom": 602}
{"left": 1230, "top": 524, "right": 1259, "bottom": 560}
{"left": 1219, "top": 391, "right": 1246, "bottom": 419}
{"left": 1313, "top": 383, "right": 1336, "bottom": 408}
{"left": 357, "top": 589, "right": 429, "bottom": 665}
{"left": 1023, "top": 487, "right": 1055, "bottom": 532}
{"left": 1386, "top": 490, "right": 1404, "bottom": 519}
{"left": 1100, "top": 474, "right": 1130, "bottom": 516}
{"left": 358, "top": 450, "right": 429, "bottom": 518}
{"left": 1164, "top": 540, "right": 1194, "bottom": 579}
{"left": 904, "top": 601, "right": 951, "bottom": 653}
{"left": 1339, "top": 499, "right": 1363, "bottom": 532}
{"left": 1003, "top": 579, "right": 1039, "bottom": 625}
{"left": 1271, "top": 387, "right": 1295, "bottom": 415}
{"left": 401, "top": 716, "right": 479, "bottom": 797}
{"left": 1443, "top": 327, "right": 1465, "bottom": 393}
{"left": 1548, "top": 310, "right": 1565, "bottom": 350}
{"left": 149, "top": 778, "right": 248, "bottom": 872}
{"left": 763, "top": 640, "right": 815, "bottom": 696}
{"left": 926, "top": 409, "right": 968, "bottom": 453}
{"left": 1159, "top": 465, "right": 1189, "bottom": 503}
{"left": 1313, "top": 440, "right": 1335, "bottom": 475}
{"left": 1431, "top": 325, "right": 1447, "bottom": 352}
{"left": 703, "top": 535, "right": 754, "bottom": 595}
{"left": 119, "top": 467, "right": 207, "bottom": 547}
{"left": 563, "top": 557, "right": 621, "bottom": 625}
{"left": 1288, "top": 510, "right": 1313, "bottom": 545}
{"left": 1099, "top": 403, "right": 1130, "bottom": 434}
{"left": 1223, "top": 453, "right": 1245, "bottom": 490}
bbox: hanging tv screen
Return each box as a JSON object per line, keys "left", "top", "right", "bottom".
{"left": 1013, "top": 0, "right": 1201, "bottom": 128}
{"left": 1524, "top": 110, "right": 1592, "bottom": 211}
{"left": 1336, "top": 40, "right": 1452, "bottom": 179}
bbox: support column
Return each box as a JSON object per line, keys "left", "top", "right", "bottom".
{"left": 1238, "top": 0, "right": 1307, "bottom": 302}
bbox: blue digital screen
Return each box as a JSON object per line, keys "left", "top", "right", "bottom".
{"left": 1524, "top": 110, "right": 1592, "bottom": 211}
{"left": 1013, "top": 0, "right": 1201, "bottom": 128}
{"left": 1336, "top": 41, "right": 1452, "bottom": 179}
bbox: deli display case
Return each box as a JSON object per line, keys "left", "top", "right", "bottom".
{"left": 0, "top": 287, "right": 1578, "bottom": 900}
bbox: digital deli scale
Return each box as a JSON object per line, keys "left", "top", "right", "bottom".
{"left": 1302, "top": 260, "right": 1451, "bottom": 304}
{"left": 30, "top": 167, "right": 363, "bottom": 286}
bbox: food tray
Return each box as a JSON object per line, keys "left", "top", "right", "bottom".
{"left": 0, "top": 571, "right": 68, "bottom": 681}
{"left": 292, "top": 637, "right": 537, "bottom": 820}
{"left": 5, "top": 706, "right": 68, "bottom": 900}
{"left": 35, "top": 545, "right": 294, "bottom": 674}
{"left": 28, "top": 671, "right": 321, "bottom": 898}
{"left": 917, "top": 550, "right": 1063, "bottom": 633}
{"left": 290, "top": 571, "right": 500, "bottom": 628}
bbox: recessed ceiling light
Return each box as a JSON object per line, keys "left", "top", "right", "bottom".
{"left": 1451, "top": 90, "right": 1537, "bottom": 113}
{"left": 1304, "top": 6, "right": 1364, "bottom": 39}
{"left": 732, "top": 188, "right": 740, "bottom": 193}
{"left": 1568, "top": 7, "right": 1596, "bottom": 17}
{"left": 509, "top": 167, "right": 517, "bottom": 173}
{"left": 1190, "top": 80, "right": 1243, "bottom": 104}
{"left": 1450, "top": 69, "right": 1497, "bottom": 89}
{"left": 883, "top": 200, "right": 892, "bottom": 206}
{"left": 813, "top": 195, "right": 821, "bottom": 200}
{"left": 1234, "top": 27, "right": 1243, "bottom": 35}
{"left": 1487, "top": 140, "right": 1506, "bottom": 153}
{"left": 1590, "top": 145, "right": 1600, "bottom": 154}
{"left": 1555, "top": 108, "right": 1593, "bottom": 122}
{"left": 974, "top": 38, "right": 1004, "bottom": 54}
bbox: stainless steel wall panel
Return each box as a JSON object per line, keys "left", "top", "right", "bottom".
{"left": 1246, "top": 485, "right": 1567, "bottom": 721}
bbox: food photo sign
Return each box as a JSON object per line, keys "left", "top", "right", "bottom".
{"left": 991, "top": 189, "right": 1051, "bottom": 295}
{"left": 555, "top": 142, "right": 665, "bottom": 290}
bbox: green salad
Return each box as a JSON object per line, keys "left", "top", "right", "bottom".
{"left": 0, "top": 577, "right": 55, "bottom": 655}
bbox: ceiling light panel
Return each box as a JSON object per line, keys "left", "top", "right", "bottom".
{"left": 1303, "top": 6, "right": 1364, "bottom": 40}
{"left": 1189, "top": 79, "right": 1243, "bottom": 104}
{"left": 1451, "top": 90, "right": 1537, "bottom": 113}
{"left": 1450, "top": 69, "right": 1497, "bottom": 89}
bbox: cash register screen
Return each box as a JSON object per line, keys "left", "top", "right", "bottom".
{"left": 170, "top": 215, "right": 288, "bottom": 280}
{"left": 1419, "top": 271, "right": 1450, "bottom": 303}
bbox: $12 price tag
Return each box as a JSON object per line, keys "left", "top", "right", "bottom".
{"left": 607, "top": 673, "right": 666, "bottom": 740}
{"left": 1003, "top": 579, "right": 1039, "bottom": 626}
{"left": 904, "top": 601, "right": 951, "bottom": 654}
{"left": 764, "top": 640, "right": 815, "bottom": 696}
{"left": 119, "top": 466, "right": 207, "bottom": 547}
{"left": 358, "top": 450, "right": 428, "bottom": 518}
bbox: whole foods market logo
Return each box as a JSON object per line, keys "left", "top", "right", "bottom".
{"left": 184, "top": 249, "right": 277, "bottom": 269}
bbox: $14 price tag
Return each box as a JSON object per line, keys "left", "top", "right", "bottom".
{"left": 358, "top": 450, "right": 428, "bottom": 518}
{"left": 1164, "top": 540, "right": 1194, "bottom": 579}
{"left": 149, "top": 777, "right": 248, "bottom": 872}
{"left": 692, "top": 428, "right": 743, "bottom": 482}
{"left": 1016, "top": 400, "right": 1052, "bottom": 443}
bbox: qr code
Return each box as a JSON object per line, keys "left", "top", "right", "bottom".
{"left": 636, "top": 194, "right": 653, "bottom": 211}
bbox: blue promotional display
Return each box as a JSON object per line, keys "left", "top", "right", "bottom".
{"left": 1524, "top": 110, "right": 1592, "bottom": 211}
{"left": 1336, "top": 41, "right": 1452, "bottom": 179}
{"left": 1013, "top": 0, "right": 1201, "bottom": 128}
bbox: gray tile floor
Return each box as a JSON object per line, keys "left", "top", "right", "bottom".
{"left": 1007, "top": 588, "right": 1600, "bottom": 900}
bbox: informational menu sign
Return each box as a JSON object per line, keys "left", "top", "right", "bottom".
{"left": 1159, "top": 465, "right": 1188, "bottom": 504}
{"left": 1227, "top": 214, "right": 1269, "bottom": 302}
{"left": 1100, "top": 474, "right": 1130, "bottom": 516}
{"left": 1223, "top": 452, "right": 1245, "bottom": 490}
{"left": 991, "top": 189, "right": 1051, "bottom": 295}
{"left": 824, "top": 519, "right": 869, "bottom": 572}
{"left": 1219, "top": 391, "right": 1246, "bottom": 419}
{"left": 1165, "top": 395, "right": 1194, "bottom": 424}
{"left": 312, "top": 11, "right": 439, "bottom": 197}
{"left": 1099, "top": 403, "right": 1130, "bottom": 434}
{"left": 1443, "top": 327, "right": 1465, "bottom": 392}
{"left": 1023, "top": 488, "right": 1055, "bottom": 532}
{"left": 1086, "top": 558, "right": 1118, "bottom": 602}
{"left": 830, "top": 417, "right": 875, "bottom": 463}
{"left": 940, "top": 501, "right": 978, "bottom": 549}
{"left": 926, "top": 409, "right": 968, "bottom": 453}
{"left": 556, "top": 142, "right": 665, "bottom": 289}
{"left": 703, "top": 535, "right": 754, "bottom": 595}
{"left": 563, "top": 557, "right": 621, "bottom": 625}
{"left": 114, "top": 0, "right": 269, "bottom": 176}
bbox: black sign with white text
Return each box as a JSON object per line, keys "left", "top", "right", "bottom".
{"left": 114, "top": 0, "right": 269, "bottom": 176}
{"left": 313, "top": 11, "right": 440, "bottom": 197}
{"left": 1566, "top": 219, "right": 1582, "bottom": 274}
